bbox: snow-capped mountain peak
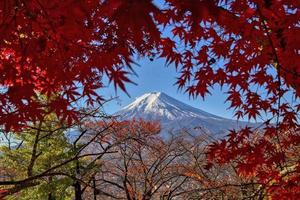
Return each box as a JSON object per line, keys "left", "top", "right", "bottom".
{"left": 123, "top": 92, "right": 164, "bottom": 113}
{"left": 119, "top": 92, "right": 222, "bottom": 120}
{"left": 115, "top": 92, "right": 251, "bottom": 135}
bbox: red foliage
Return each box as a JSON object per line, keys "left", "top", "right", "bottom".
{"left": 93, "top": 118, "right": 161, "bottom": 138}
{"left": 88, "top": 119, "right": 161, "bottom": 144}
{"left": 208, "top": 125, "right": 300, "bottom": 199}
{"left": 0, "top": 0, "right": 161, "bottom": 130}
{"left": 0, "top": 0, "right": 299, "bottom": 198}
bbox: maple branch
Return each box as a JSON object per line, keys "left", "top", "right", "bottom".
{"left": 256, "top": 5, "right": 298, "bottom": 90}
{"left": 163, "top": 177, "right": 189, "bottom": 199}
{"left": 256, "top": 6, "right": 286, "bottom": 169}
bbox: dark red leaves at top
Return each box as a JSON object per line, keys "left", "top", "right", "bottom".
{"left": 3, "top": 0, "right": 298, "bottom": 130}
{"left": 0, "top": 0, "right": 162, "bottom": 129}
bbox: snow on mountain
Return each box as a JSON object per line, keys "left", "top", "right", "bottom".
{"left": 114, "top": 92, "right": 252, "bottom": 136}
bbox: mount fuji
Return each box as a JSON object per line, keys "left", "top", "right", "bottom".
{"left": 114, "top": 92, "right": 252, "bottom": 136}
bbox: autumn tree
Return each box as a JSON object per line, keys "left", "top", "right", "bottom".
{"left": 88, "top": 120, "right": 193, "bottom": 200}
{"left": 90, "top": 123, "right": 267, "bottom": 200}
{"left": 208, "top": 126, "right": 300, "bottom": 199}
{"left": 172, "top": 131, "right": 263, "bottom": 199}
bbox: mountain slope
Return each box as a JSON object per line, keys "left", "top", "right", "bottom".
{"left": 114, "top": 92, "right": 252, "bottom": 135}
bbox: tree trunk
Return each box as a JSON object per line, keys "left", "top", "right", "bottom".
{"left": 74, "top": 181, "right": 82, "bottom": 200}
{"left": 48, "top": 176, "right": 55, "bottom": 200}
{"left": 93, "top": 177, "right": 97, "bottom": 200}
{"left": 74, "top": 160, "right": 82, "bottom": 200}
{"left": 48, "top": 193, "right": 55, "bottom": 200}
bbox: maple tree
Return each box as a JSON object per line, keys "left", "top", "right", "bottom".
{"left": 0, "top": 0, "right": 299, "bottom": 198}
{"left": 92, "top": 120, "right": 188, "bottom": 200}
{"left": 76, "top": 119, "right": 162, "bottom": 199}
{"left": 91, "top": 124, "right": 265, "bottom": 200}
{"left": 208, "top": 127, "right": 300, "bottom": 199}
{"left": 170, "top": 133, "right": 264, "bottom": 199}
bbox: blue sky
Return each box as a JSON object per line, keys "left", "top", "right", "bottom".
{"left": 98, "top": 0, "right": 275, "bottom": 122}
{"left": 101, "top": 57, "right": 238, "bottom": 119}
{"left": 98, "top": 0, "right": 240, "bottom": 119}
{"left": 99, "top": 0, "right": 236, "bottom": 118}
